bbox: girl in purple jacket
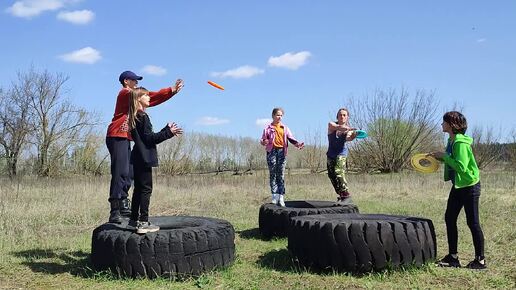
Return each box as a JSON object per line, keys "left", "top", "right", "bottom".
{"left": 260, "top": 108, "right": 304, "bottom": 207}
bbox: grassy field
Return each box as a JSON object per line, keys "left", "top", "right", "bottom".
{"left": 0, "top": 170, "right": 514, "bottom": 289}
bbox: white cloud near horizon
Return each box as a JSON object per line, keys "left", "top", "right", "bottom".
{"left": 477, "top": 38, "right": 487, "bottom": 43}
{"left": 267, "top": 51, "right": 312, "bottom": 70}
{"left": 211, "top": 65, "right": 264, "bottom": 79}
{"left": 255, "top": 118, "right": 271, "bottom": 127}
{"left": 141, "top": 65, "right": 167, "bottom": 76}
{"left": 59, "top": 47, "right": 101, "bottom": 64}
{"left": 196, "top": 117, "right": 230, "bottom": 126}
{"left": 6, "top": 0, "right": 66, "bottom": 18}
{"left": 57, "top": 10, "right": 94, "bottom": 24}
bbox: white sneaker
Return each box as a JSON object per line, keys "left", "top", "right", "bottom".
{"left": 271, "top": 194, "right": 278, "bottom": 205}
{"left": 279, "top": 195, "right": 285, "bottom": 207}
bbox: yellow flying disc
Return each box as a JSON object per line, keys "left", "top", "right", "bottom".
{"left": 411, "top": 154, "right": 439, "bottom": 173}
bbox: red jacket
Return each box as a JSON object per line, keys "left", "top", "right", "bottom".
{"left": 106, "top": 87, "right": 174, "bottom": 139}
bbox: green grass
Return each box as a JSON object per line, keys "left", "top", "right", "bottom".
{"left": 0, "top": 170, "right": 514, "bottom": 289}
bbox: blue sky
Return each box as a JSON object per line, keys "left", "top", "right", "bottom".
{"left": 1, "top": 0, "right": 515, "bottom": 142}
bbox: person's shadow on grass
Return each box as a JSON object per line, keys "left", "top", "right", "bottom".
{"left": 12, "top": 248, "right": 95, "bottom": 278}
{"left": 257, "top": 249, "right": 307, "bottom": 273}
{"left": 237, "top": 228, "right": 269, "bottom": 241}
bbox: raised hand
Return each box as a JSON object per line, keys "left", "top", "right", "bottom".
{"left": 173, "top": 79, "right": 184, "bottom": 94}
{"left": 168, "top": 122, "right": 183, "bottom": 136}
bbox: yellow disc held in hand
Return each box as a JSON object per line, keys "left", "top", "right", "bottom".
{"left": 411, "top": 154, "right": 439, "bottom": 173}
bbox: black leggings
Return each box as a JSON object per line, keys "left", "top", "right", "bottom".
{"left": 445, "top": 182, "right": 484, "bottom": 258}
{"left": 130, "top": 165, "right": 153, "bottom": 222}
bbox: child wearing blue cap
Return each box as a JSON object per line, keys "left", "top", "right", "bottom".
{"left": 105, "top": 70, "right": 183, "bottom": 223}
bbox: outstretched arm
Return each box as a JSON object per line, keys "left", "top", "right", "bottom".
{"left": 149, "top": 79, "right": 184, "bottom": 107}
{"left": 328, "top": 121, "right": 356, "bottom": 134}
{"left": 138, "top": 116, "right": 174, "bottom": 146}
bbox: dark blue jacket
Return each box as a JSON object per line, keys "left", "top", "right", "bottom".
{"left": 130, "top": 112, "right": 174, "bottom": 168}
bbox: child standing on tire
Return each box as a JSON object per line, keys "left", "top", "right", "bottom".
{"left": 260, "top": 108, "right": 304, "bottom": 207}
{"left": 429, "top": 111, "right": 486, "bottom": 269}
{"left": 327, "top": 108, "right": 357, "bottom": 202}
{"left": 106, "top": 70, "right": 183, "bottom": 224}
{"left": 126, "top": 87, "right": 183, "bottom": 234}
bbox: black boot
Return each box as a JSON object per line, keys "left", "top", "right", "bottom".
{"left": 120, "top": 198, "right": 132, "bottom": 217}
{"left": 109, "top": 199, "right": 122, "bottom": 224}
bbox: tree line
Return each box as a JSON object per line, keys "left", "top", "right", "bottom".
{"left": 1, "top": 69, "right": 514, "bottom": 178}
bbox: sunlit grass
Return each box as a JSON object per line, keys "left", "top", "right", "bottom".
{"left": 0, "top": 170, "right": 514, "bottom": 289}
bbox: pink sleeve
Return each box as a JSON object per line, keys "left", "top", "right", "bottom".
{"left": 286, "top": 127, "right": 299, "bottom": 144}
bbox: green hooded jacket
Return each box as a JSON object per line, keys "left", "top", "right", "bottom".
{"left": 442, "top": 133, "right": 480, "bottom": 188}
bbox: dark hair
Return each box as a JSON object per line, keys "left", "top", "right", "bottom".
{"left": 335, "top": 108, "right": 350, "bottom": 126}
{"left": 272, "top": 107, "right": 284, "bottom": 116}
{"left": 443, "top": 111, "right": 467, "bottom": 134}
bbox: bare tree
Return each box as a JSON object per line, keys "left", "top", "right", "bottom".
{"left": 159, "top": 135, "right": 194, "bottom": 175}
{"left": 470, "top": 125, "right": 503, "bottom": 169}
{"left": 302, "top": 127, "right": 326, "bottom": 173}
{"left": 348, "top": 88, "right": 441, "bottom": 173}
{"left": 71, "top": 132, "right": 109, "bottom": 175}
{"left": 0, "top": 78, "right": 35, "bottom": 177}
{"left": 508, "top": 129, "right": 516, "bottom": 170}
{"left": 21, "top": 68, "right": 97, "bottom": 176}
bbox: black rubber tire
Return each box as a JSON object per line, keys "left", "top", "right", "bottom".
{"left": 258, "top": 200, "right": 359, "bottom": 239}
{"left": 288, "top": 213, "right": 436, "bottom": 273}
{"left": 91, "top": 216, "right": 235, "bottom": 278}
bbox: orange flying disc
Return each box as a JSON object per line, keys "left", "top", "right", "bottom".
{"left": 207, "top": 80, "right": 225, "bottom": 90}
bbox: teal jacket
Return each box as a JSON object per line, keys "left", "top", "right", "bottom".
{"left": 442, "top": 133, "right": 480, "bottom": 188}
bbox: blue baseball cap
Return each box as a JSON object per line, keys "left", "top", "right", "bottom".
{"left": 119, "top": 70, "right": 143, "bottom": 84}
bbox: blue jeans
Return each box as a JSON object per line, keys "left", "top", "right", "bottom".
{"left": 267, "top": 148, "right": 286, "bottom": 195}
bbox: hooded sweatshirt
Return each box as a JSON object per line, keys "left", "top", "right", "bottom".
{"left": 442, "top": 133, "right": 480, "bottom": 188}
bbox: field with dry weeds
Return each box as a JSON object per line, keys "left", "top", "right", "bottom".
{"left": 0, "top": 170, "right": 514, "bottom": 289}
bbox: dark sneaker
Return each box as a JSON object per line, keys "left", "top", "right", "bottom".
{"left": 120, "top": 198, "right": 132, "bottom": 217}
{"left": 126, "top": 219, "right": 138, "bottom": 231}
{"left": 136, "top": 221, "right": 160, "bottom": 234}
{"left": 437, "top": 254, "right": 461, "bottom": 268}
{"left": 466, "top": 258, "right": 487, "bottom": 270}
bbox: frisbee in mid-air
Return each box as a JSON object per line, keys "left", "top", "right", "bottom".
{"left": 207, "top": 80, "right": 224, "bottom": 90}
{"left": 354, "top": 130, "right": 368, "bottom": 139}
{"left": 411, "top": 153, "right": 439, "bottom": 173}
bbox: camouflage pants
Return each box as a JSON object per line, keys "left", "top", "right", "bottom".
{"left": 267, "top": 148, "right": 286, "bottom": 195}
{"left": 327, "top": 156, "right": 348, "bottom": 195}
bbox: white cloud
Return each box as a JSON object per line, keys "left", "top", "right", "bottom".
{"left": 57, "top": 10, "right": 94, "bottom": 24}
{"left": 141, "top": 65, "right": 167, "bottom": 76}
{"left": 476, "top": 38, "right": 487, "bottom": 43}
{"left": 267, "top": 51, "right": 312, "bottom": 70}
{"left": 6, "top": 0, "right": 65, "bottom": 18}
{"left": 211, "top": 65, "right": 264, "bottom": 79}
{"left": 196, "top": 117, "right": 230, "bottom": 126}
{"left": 256, "top": 118, "right": 271, "bottom": 127}
{"left": 59, "top": 47, "right": 101, "bottom": 64}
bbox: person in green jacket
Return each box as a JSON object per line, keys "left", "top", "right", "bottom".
{"left": 429, "top": 111, "right": 486, "bottom": 269}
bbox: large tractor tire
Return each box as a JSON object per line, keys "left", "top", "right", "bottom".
{"left": 91, "top": 216, "right": 235, "bottom": 278}
{"left": 258, "top": 200, "right": 359, "bottom": 239}
{"left": 288, "top": 213, "right": 436, "bottom": 273}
